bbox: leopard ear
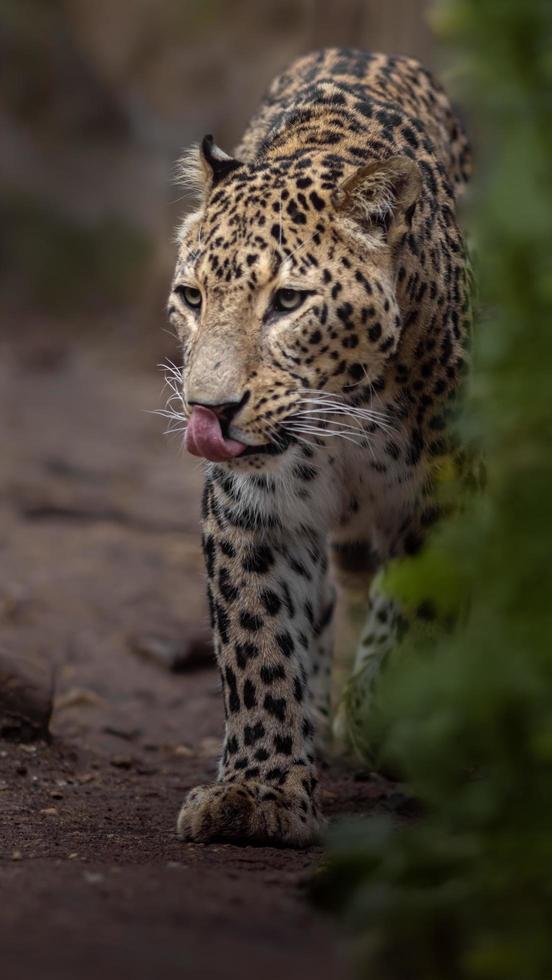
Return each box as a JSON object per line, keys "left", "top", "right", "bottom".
{"left": 199, "top": 134, "right": 241, "bottom": 187}
{"left": 332, "top": 156, "right": 421, "bottom": 250}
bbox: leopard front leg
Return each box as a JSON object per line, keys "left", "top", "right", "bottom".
{"left": 177, "top": 475, "right": 327, "bottom": 847}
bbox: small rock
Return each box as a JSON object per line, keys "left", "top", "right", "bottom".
{"left": 129, "top": 627, "right": 213, "bottom": 673}
{"left": 76, "top": 772, "right": 94, "bottom": 784}
{"left": 102, "top": 725, "right": 141, "bottom": 742}
{"left": 0, "top": 646, "right": 53, "bottom": 742}
{"left": 84, "top": 872, "right": 104, "bottom": 885}
{"left": 50, "top": 790, "right": 64, "bottom": 800}
{"left": 110, "top": 755, "right": 132, "bottom": 770}
{"left": 40, "top": 807, "right": 58, "bottom": 816}
{"left": 173, "top": 743, "right": 195, "bottom": 758}
{"left": 54, "top": 687, "right": 104, "bottom": 711}
{"left": 12, "top": 850, "right": 22, "bottom": 861}
{"left": 199, "top": 737, "right": 220, "bottom": 757}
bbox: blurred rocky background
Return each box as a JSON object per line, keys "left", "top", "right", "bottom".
{"left": 0, "top": 0, "right": 435, "bottom": 349}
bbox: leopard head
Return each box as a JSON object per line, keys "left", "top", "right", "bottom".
{"left": 168, "top": 136, "right": 421, "bottom": 471}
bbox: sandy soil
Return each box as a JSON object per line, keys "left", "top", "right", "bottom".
{"left": 0, "top": 325, "right": 397, "bottom": 980}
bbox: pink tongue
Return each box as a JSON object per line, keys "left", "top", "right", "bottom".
{"left": 185, "top": 406, "right": 246, "bottom": 462}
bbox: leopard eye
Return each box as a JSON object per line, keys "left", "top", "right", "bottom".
{"left": 176, "top": 285, "right": 202, "bottom": 310}
{"left": 273, "top": 288, "right": 306, "bottom": 313}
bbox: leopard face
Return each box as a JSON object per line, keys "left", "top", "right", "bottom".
{"left": 168, "top": 142, "right": 420, "bottom": 471}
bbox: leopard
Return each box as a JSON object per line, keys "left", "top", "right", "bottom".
{"left": 166, "top": 48, "right": 472, "bottom": 846}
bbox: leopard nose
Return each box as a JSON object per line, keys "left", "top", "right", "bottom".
{"left": 188, "top": 392, "right": 250, "bottom": 429}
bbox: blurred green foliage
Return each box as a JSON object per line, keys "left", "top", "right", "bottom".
{"left": 315, "top": 1, "right": 552, "bottom": 977}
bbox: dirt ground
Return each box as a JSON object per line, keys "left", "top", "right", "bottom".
{"left": 0, "top": 323, "right": 397, "bottom": 980}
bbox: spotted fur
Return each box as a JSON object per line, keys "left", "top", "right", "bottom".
{"left": 168, "top": 49, "right": 471, "bottom": 846}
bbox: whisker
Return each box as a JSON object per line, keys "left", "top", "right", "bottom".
{"left": 294, "top": 407, "right": 396, "bottom": 437}
{"left": 148, "top": 408, "right": 187, "bottom": 423}
{"left": 295, "top": 391, "right": 396, "bottom": 434}
{"left": 295, "top": 402, "right": 387, "bottom": 422}
{"left": 292, "top": 415, "right": 376, "bottom": 437}
{"left": 298, "top": 388, "right": 391, "bottom": 420}
{"left": 299, "top": 399, "right": 390, "bottom": 421}
{"left": 294, "top": 399, "right": 395, "bottom": 430}
{"left": 286, "top": 430, "right": 326, "bottom": 449}
{"left": 158, "top": 359, "right": 190, "bottom": 414}
{"left": 264, "top": 422, "right": 285, "bottom": 450}
{"left": 286, "top": 414, "right": 373, "bottom": 436}
{"left": 283, "top": 422, "right": 367, "bottom": 448}
{"left": 281, "top": 228, "right": 321, "bottom": 268}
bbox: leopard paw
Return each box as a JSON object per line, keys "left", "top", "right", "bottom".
{"left": 176, "top": 780, "right": 321, "bottom": 847}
